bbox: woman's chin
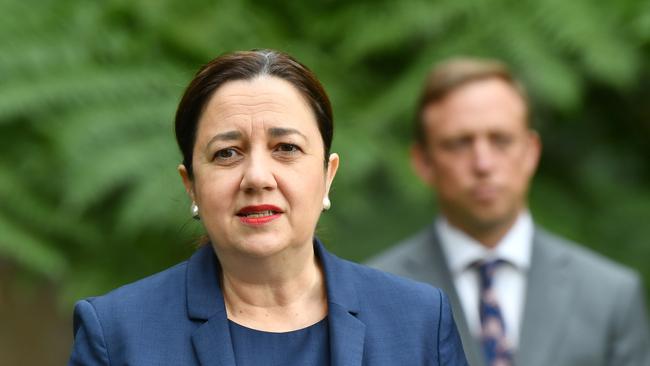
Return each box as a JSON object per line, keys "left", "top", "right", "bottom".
{"left": 220, "top": 236, "right": 295, "bottom": 259}
{"left": 241, "top": 244, "right": 286, "bottom": 258}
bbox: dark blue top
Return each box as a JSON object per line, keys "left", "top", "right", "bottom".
{"left": 228, "top": 317, "right": 330, "bottom": 366}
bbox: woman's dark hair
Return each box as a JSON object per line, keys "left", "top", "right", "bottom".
{"left": 175, "top": 49, "right": 334, "bottom": 178}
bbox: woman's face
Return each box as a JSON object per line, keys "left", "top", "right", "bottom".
{"left": 180, "top": 76, "right": 338, "bottom": 258}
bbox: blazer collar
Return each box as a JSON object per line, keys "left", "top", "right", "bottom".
{"left": 424, "top": 225, "right": 487, "bottom": 366}
{"left": 186, "top": 244, "right": 225, "bottom": 321}
{"left": 315, "top": 237, "right": 360, "bottom": 313}
{"left": 185, "top": 240, "right": 366, "bottom": 366}
{"left": 315, "top": 237, "right": 366, "bottom": 366}
{"left": 515, "top": 228, "right": 573, "bottom": 366}
{"left": 186, "top": 245, "right": 235, "bottom": 366}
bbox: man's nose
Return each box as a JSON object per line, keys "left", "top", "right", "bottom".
{"left": 472, "top": 139, "right": 496, "bottom": 175}
{"left": 240, "top": 150, "right": 277, "bottom": 193}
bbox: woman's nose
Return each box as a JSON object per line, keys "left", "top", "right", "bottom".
{"left": 240, "top": 151, "right": 277, "bottom": 193}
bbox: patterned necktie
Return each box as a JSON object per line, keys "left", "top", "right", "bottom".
{"left": 477, "top": 259, "right": 513, "bottom": 366}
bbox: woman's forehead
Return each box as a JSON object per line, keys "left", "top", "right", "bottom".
{"left": 207, "top": 76, "right": 311, "bottom": 116}
{"left": 196, "top": 76, "right": 319, "bottom": 141}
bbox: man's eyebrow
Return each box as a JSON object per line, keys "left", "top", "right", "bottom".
{"left": 207, "top": 130, "right": 242, "bottom": 147}
{"left": 268, "top": 127, "right": 307, "bottom": 140}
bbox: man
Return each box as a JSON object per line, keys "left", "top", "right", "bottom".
{"left": 368, "top": 58, "right": 650, "bottom": 366}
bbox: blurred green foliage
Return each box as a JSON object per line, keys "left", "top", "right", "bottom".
{"left": 0, "top": 0, "right": 649, "bottom": 306}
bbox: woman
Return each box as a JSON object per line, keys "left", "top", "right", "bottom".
{"left": 69, "top": 49, "right": 467, "bottom": 365}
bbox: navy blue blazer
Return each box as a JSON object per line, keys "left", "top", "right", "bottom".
{"left": 69, "top": 239, "right": 467, "bottom": 365}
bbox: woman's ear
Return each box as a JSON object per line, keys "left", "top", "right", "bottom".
{"left": 325, "top": 153, "right": 340, "bottom": 194}
{"left": 178, "top": 164, "right": 196, "bottom": 202}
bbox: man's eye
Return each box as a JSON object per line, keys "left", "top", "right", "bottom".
{"left": 442, "top": 137, "right": 472, "bottom": 151}
{"left": 491, "top": 134, "right": 514, "bottom": 147}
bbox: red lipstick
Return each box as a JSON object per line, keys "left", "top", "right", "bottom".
{"left": 237, "top": 205, "right": 282, "bottom": 226}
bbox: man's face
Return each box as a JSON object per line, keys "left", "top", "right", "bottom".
{"left": 413, "top": 78, "right": 540, "bottom": 238}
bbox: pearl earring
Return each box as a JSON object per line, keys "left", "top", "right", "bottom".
{"left": 191, "top": 202, "right": 200, "bottom": 220}
{"left": 322, "top": 196, "right": 331, "bottom": 211}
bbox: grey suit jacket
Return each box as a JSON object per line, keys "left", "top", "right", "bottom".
{"left": 367, "top": 224, "right": 650, "bottom": 366}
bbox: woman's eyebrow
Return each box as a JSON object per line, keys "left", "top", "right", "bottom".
{"left": 207, "top": 130, "right": 242, "bottom": 147}
{"left": 268, "top": 127, "right": 307, "bottom": 141}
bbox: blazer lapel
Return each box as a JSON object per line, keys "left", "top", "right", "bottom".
{"left": 186, "top": 245, "right": 237, "bottom": 366}
{"left": 316, "top": 239, "right": 366, "bottom": 366}
{"left": 191, "top": 319, "right": 236, "bottom": 366}
{"left": 328, "top": 303, "right": 366, "bottom": 366}
{"left": 411, "top": 226, "right": 487, "bottom": 366}
{"left": 515, "top": 228, "right": 573, "bottom": 366}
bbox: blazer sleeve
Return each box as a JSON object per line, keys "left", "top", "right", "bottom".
{"left": 68, "top": 299, "right": 111, "bottom": 366}
{"left": 608, "top": 275, "right": 650, "bottom": 366}
{"left": 436, "top": 289, "right": 469, "bottom": 366}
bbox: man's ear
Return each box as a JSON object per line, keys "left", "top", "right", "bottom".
{"left": 178, "top": 164, "right": 196, "bottom": 202}
{"left": 524, "top": 130, "right": 542, "bottom": 178}
{"left": 410, "top": 144, "right": 436, "bottom": 186}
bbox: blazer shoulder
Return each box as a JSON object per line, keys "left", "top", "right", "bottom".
{"left": 85, "top": 260, "right": 189, "bottom": 315}
{"left": 536, "top": 227, "right": 641, "bottom": 286}
{"left": 365, "top": 226, "right": 433, "bottom": 274}
{"left": 534, "top": 227, "right": 650, "bottom": 363}
{"left": 70, "top": 260, "right": 192, "bottom": 365}
{"left": 342, "top": 256, "right": 444, "bottom": 309}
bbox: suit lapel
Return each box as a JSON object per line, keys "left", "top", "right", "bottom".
{"left": 328, "top": 303, "right": 366, "bottom": 366}
{"left": 410, "top": 226, "right": 487, "bottom": 366}
{"left": 316, "top": 239, "right": 366, "bottom": 366}
{"left": 191, "top": 318, "right": 236, "bottom": 366}
{"left": 186, "top": 245, "right": 236, "bottom": 366}
{"left": 515, "top": 228, "right": 573, "bottom": 366}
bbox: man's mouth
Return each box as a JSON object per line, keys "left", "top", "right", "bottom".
{"left": 471, "top": 185, "right": 500, "bottom": 202}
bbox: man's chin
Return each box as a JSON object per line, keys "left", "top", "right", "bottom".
{"left": 468, "top": 208, "right": 519, "bottom": 232}
{"left": 442, "top": 200, "right": 520, "bottom": 231}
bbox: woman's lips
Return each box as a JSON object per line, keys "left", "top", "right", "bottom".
{"left": 237, "top": 205, "right": 282, "bottom": 226}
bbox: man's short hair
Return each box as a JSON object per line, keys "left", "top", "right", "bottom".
{"left": 414, "top": 58, "right": 529, "bottom": 145}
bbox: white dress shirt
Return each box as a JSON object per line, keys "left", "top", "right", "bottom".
{"left": 436, "top": 211, "right": 533, "bottom": 349}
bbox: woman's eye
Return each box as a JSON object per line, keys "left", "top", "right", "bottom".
{"left": 214, "top": 148, "right": 239, "bottom": 160}
{"left": 276, "top": 143, "right": 299, "bottom": 153}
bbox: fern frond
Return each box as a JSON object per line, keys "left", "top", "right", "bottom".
{"left": 0, "top": 213, "right": 67, "bottom": 278}
{"left": 0, "top": 65, "right": 175, "bottom": 123}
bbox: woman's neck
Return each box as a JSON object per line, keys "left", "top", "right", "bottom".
{"left": 217, "top": 244, "right": 328, "bottom": 332}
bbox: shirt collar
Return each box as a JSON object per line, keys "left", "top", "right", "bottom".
{"left": 436, "top": 211, "right": 533, "bottom": 274}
